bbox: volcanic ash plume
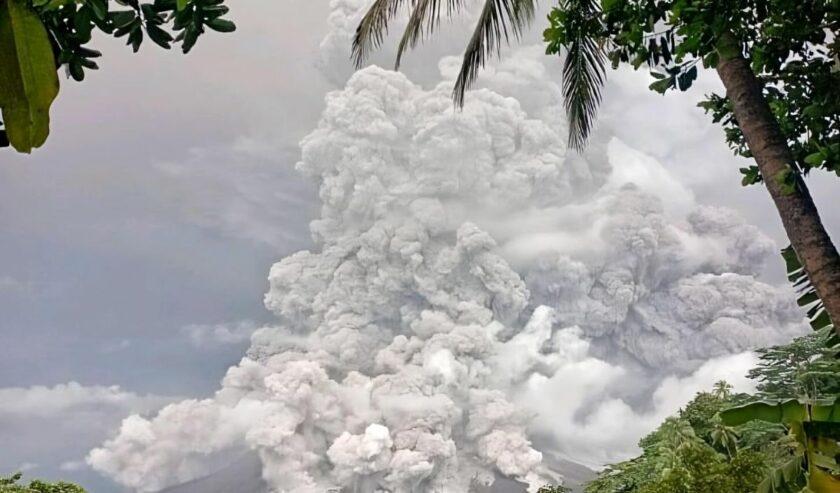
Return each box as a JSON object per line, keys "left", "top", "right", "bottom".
{"left": 88, "top": 51, "right": 806, "bottom": 493}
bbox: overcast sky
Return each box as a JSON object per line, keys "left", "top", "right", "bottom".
{"left": 1, "top": 1, "right": 838, "bottom": 491}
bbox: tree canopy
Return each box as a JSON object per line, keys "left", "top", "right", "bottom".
{"left": 584, "top": 387, "right": 777, "bottom": 493}
{"left": 545, "top": 0, "right": 840, "bottom": 165}
{"left": 0, "top": 0, "right": 235, "bottom": 153}
{"left": 583, "top": 326, "right": 840, "bottom": 493}
{"left": 0, "top": 473, "right": 87, "bottom": 493}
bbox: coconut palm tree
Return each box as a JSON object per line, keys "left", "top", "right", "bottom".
{"left": 710, "top": 419, "right": 739, "bottom": 459}
{"left": 712, "top": 381, "right": 734, "bottom": 401}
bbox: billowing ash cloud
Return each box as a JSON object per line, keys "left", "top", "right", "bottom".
{"left": 88, "top": 4, "right": 806, "bottom": 491}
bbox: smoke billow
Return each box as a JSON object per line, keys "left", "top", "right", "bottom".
{"left": 88, "top": 3, "right": 807, "bottom": 492}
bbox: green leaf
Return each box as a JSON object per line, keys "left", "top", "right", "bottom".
{"left": 756, "top": 454, "right": 807, "bottom": 493}
{"left": 0, "top": 0, "right": 60, "bottom": 153}
{"left": 810, "top": 450, "right": 840, "bottom": 474}
{"left": 85, "top": 0, "right": 107, "bottom": 21}
{"left": 720, "top": 399, "right": 806, "bottom": 426}
{"left": 127, "top": 24, "right": 143, "bottom": 52}
{"left": 805, "top": 152, "right": 825, "bottom": 166}
{"left": 110, "top": 10, "right": 136, "bottom": 29}
{"left": 798, "top": 290, "right": 821, "bottom": 307}
{"left": 176, "top": 0, "right": 189, "bottom": 11}
{"left": 601, "top": 0, "right": 621, "bottom": 11}
{"left": 740, "top": 165, "right": 762, "bottom": 186}
{"left": 205, "top": 17, "right": 235, "bottom": 33}
{"left": 648, "top": 75, "right": 674, "bottom": 94}
{"left": 180, "top": 24, "right": 200, "bottom": 53}
{"left": 702, "top": 50, "right": 719, "bottom": 68}
{"left": 146, "top": 23, "right": 173, "bottom": 49}
{"left": 810, "top": 398, "right": 840, "bottom": 422}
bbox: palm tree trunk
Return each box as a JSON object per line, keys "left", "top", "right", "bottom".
{"left": 716, "top": 49, "right": 840, "bottom": 335}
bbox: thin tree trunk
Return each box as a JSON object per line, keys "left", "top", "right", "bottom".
{"left": 716, "top": 49, "right": 840, "bottom": 335}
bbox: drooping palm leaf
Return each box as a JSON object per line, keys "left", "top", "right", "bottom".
{"left": 558, "top": 0, "right": 606, "bottom": 152}
{"left": 354, "top": 0, "right": 470, "bottom": 69}
{"left": 756, "top": 454, "right": 808, "bottom": 493}
{"left": 396, "top": 0, "right": 469, "bottom": 69}
{"left": 351, "top": 0, "right": 539, "bottom": 107}
{"left": 783, "top": 245, "right": 836, "bottom": 338}
{"left": 452, "top": 0, "right": 537, "bottom": 106}
{"left": 352, "top": 0, "right": 408, "bottom": 68}
{"left": 353, "top": 0, "right": 604, "bottom": 153}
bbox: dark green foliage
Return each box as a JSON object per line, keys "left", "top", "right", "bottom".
{"left": 584, "top": 456, "right": 656, "bottom": 493}
{"left": 736, "top": 420, "right": 792, "bottom": 463}
{"left": 744, "top": 245, "right": 840, "bottom": 405}
{"left": 544, "top": 0, "right": 606, "bottom": 150}
{"left": 681, "top": 392, "right": 726, "bottom": 442}
{"left": 587, "top": 317, "right": 840, "bottom": 493}
{"left": 637, "top": 447, "right": 768, "bottom": 493}
{"left": 749, "top": 329, "right": 840, "bottom": 400}
{"left": 538, "top": 485, "right": 573, "bottom": 493}
{"left": 0, "top": 0, "right": 59, "bottom": 152}
{"left": 35, "top": 0, "right": 235, "bottom": 75}
{"left": 719, "top": 398, "right": 840, "bottom": 492}
{"left": 585, "top": 387, "right": 778, "bottom": 493}
{"left": 782, "top": 245, "right": 836, "bottom": 336}
{"left": 543, "top": 0, "right": 839, "bottom": 176}
{"left": 718, "top": 271, "right": 840, "bottom": 493}
{"left": 0, "top": 473, "right": 87, "bottom": 493}
{"left": 0, "top": 0, "right": 234, "bottom": 150}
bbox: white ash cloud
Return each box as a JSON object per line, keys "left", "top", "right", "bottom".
{"left": 89, "top": 8, "right": 807, "bottom": 491}
{"left": 507, "top": 312, "right": 760, "bottom": 467}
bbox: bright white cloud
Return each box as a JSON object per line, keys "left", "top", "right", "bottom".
{"left": 518, "top": 328, "right": 759, "bottom": 467}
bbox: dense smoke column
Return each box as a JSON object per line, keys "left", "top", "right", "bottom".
{"left": 88, "top": 37, "right": 807, "bottom": 493}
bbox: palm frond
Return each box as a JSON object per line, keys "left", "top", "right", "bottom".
{"left": 396, "top": 0, "right": 469, "bottom": 69}
{"left": 452, "top": 0, "right": 537, "bottom": 107}
{"left": 783, "top": 244, "right": 836, "bottom": 337}
{"left": 352, "top": 0, "right": 408, "bottom": 68}
{"left": 560, "top": 0, "right": 606, "bottom": 152}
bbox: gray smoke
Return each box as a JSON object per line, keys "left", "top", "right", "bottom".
{"left": 87, "top": 3, "right": 807, "bottom": 491}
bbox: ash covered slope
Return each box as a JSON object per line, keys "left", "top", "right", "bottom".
{"left": 157, "top": 453, "right": 594, "bottom": 493}
{"left": 89, "top": 47, "right": 805, "bottom": 493}
{"left": 159, "top": 453, "right": 268, "bottom": 493}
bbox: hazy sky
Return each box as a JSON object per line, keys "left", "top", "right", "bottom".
{"left": 1, "top": 1, "right": 838, "bottom": 491}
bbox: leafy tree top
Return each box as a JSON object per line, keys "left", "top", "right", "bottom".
{"left": 0, "top": 0, "right": 234, "bottom": 152}
{"left": 749, "top": 328, "right": 840, "bottom": 400}
{"left": 0, "top": 473, "right": 87, "bottom": 493}
{"left": 543, "top": 0, "right": 839, "bottom": 175}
